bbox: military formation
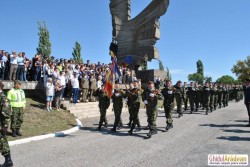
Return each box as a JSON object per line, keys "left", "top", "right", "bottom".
{"left": 95, "top": 79, "right": 244, "bottom": 139}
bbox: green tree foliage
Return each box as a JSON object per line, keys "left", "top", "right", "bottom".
{"left": 158, "top": 60, "right": 164, "bottom": 71}
{"left": 166, "top": 67, "right": 172, "bottom": 80}
{"left": 204, "top": 76, "right": 212, "bottom": 83}
{"left": 188, "top": 73, "right": 204, "bottom": 84}
{"left": 72, "top": 41, "right": 83, "bottom": 64}
{"left": 197, "top": 59, "right": 204, "bottom": 76}
{"left": 36, "top": 21, "right": 51, "bottom": 60}
{"left": 216, "top": 75, "right": 235, "bottom": 84}
{"left": 231, "top": 56, "right": 250, "bottom": 82}
{"left": 188, "top": 59, "right": 205, "bottom": 84}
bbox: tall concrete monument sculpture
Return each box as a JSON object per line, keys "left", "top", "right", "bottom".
{"left": 109, "top": 0, "right": 170, "bottom": 71}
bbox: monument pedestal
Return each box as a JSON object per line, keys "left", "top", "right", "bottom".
{"left": 136, "top": 69, "right": 167, "bottom": 89}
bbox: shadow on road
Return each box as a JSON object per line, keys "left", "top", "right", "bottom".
{"left": 217, "top": 136, "right": 250, "bottom": 141}
{"left": 234, "top": 120, "right": 249, "bottom": 123}
{"left": 222, "top": 129, "right": 250, "bottom": 133}
{"left": 199, "top": 123, "right": 247, "bottom": 128}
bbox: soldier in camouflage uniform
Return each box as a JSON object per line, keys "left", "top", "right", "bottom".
{"left": 94, "top": 85, "right": 110, "bottom": 131}
{"left": 161, "top": 80, "right": 174, "bottom": 131}
{"left": 209, "top": 83, "right": 215, "bottom": 112}
{"left": 111, "top": 83, "right": 126, "bottom": 132}
{"left": 194, "top": 82, "right": 201, "bottom": 112}
{"left": 213, "top": 83, "right": 218, "bottom": 111}
{"left": 126, "top": 83, "right": 134, "bottom": 127}
{"left": 142, "top": 81, "right": 162, "bottom": 138}
{"left": 202, "top": 82, "right": 211, "bottom": 115}
{"left": 217, "top": 83, "right": 223, "bottom": 108}
{"left": 0, "top": 82, "right": 14, "bottom": 167}
{"left": 127, "top": 81, "right": 142, "bottom": 135}
{"left": 89, "top": 74, "right": 97, "bottom": 102}
{"left": 183, "top": 82, "right": 188, "bottom": 111}
{"left": 233, "top": 84, "right": 240, "bottom": 102}
{"left": 222, "top": 84, "right": 228, "bottom": 107}
{"left": 174, "top": 81, "right": 184, "bottom": 117}
{"left": 187, "top": 82, "right": 196, "bottom": 114}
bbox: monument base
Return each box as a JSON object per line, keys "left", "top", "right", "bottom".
{"left": 136, "top": 69, "right": 167, "bottom": 89}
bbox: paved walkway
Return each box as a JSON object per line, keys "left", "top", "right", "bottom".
{"left": 4, "top": 101, "right": 250, "bottom": 167}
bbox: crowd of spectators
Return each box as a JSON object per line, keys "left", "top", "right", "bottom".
{"left": 0, "top": 50, "right": 138, "bottom": 111}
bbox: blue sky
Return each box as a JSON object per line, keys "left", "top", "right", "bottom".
{"left": 1, "top": 0, "right": 250, "bottom": 83}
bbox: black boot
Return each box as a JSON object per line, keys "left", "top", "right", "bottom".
{"left": 104, "top": 123, "right": 108, "bottom": 128}
{"left": 205, "top": 110, "right": 208, "bottom": 115}
{"left": 2, "top": 153, "right": 13, "bottom": 167}
{"left": 12, "top": 130, "right": 17, "bottom": 137}
{"left": 16, "top": 128, "right": 22, "bottom": 136}
{"left": 127, "top": 120, "right": 132, "bottom": 127}
{"left": 128, "top": 124, "right": 135, "bottom": 135}
{"left": 97, "top": 123, "right": 102, "bottom": 131}
{"left": 110, "top": 126, "right": 116, "bottom": 132}
{"left": 117, "top": 123, "right": 123, "bottom": 130}
{"left": 166, "top": 123, "right": 173, "bottom": 131}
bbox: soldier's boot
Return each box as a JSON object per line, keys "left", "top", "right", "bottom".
{"left": 195, "top": 108, "right": 198, "bottom": 112}
{"left": 16, "top": 128, "right": 22, "bottom": 136}
{"left": 97, "top": 123, "right": 102, "bottom": 131}
{"left": 11, "top": 130, "right": 17, "bottom": 137}
{"left": 104, "top": 123, "right": 108, "bottom": 128}
{"left": 128, "top": 124, "right": 135, "bottom": 135}
{"left": 210, "top": 108, "right": 213, "bottom": 112}
{"left": 147, "top": 129, "right": 156, "bottom": 138}
{"left": 178, "top": 113, "right": 183, "bottom": 118}
{"left": 127, "top": 120, "right": 132, "bottom": 127}
{"left": 117, "top": 122, "right": 123, "bottom": 130}
{"left": 2, "top": 153, "right": 13, "bottom": 167}
{"left": 205, "top": 110, "right": 208, "bottom": 115}
{"left": 190, "top": 108, "right": 194, "bottom": 114}
{"left": 166, "top": 123, "right": 173, "bottom": 131}
{"left": 214, "top": 106, "right": 217, "bottom": 110}
{"left": 110, "top": 126, "right": 117, "bottom": 132}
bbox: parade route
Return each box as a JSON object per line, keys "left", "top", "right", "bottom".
{"left": 4, "top": 101, "right": 250, "bottom": 167}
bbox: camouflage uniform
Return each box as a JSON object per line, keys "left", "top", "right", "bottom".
{"left": 142, "top": 88, "right": 162, "bottom": 137}
{"left": 217, "top": 86, "right": 223, "bottom": 108}
{"left": 183, "top": 86, "right": 188, "bottom": 111}
{"left": 202, "top": 85, "right": 210, "bottom": 115}
{"left": 222, "top": 85, "right": 228, "bottom": 107}
{"left": 209, "top": 85, "right": 215, "bottom": 112}
{"left": 187, "top": 86, "right": 196, "bottom": 113}
{"left": 161, "top": 86, "right": 174, "bottom": 128}
{"left": 126, "top": 88, "right": 133, "bottom": 127}
{"left": 213, "top": 85, "right": 218, "bottom": 110}
{"left": 194, "top": 85, "right": 202, "bottom": 111}
{"left": 0, "top": 91, "right": 13, "bottom": 166}
{"left": 95, "top": 89, "right": 110, "bottom": 130}
{"left": 89, "top": 77, "right": 96, "bottom": 102}
{"left": 174, "top": 85, "right": 184, "bottom": 117}
{"left": 127, "top": 88, "right": 142, "bottom": 134}
{"left": 111, "top": 89, "right": 126, "bottom": 132}
{"left": 81, "top": 77, "right": 89, "bottom": 102}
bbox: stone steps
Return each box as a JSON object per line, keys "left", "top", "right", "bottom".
{"left": 61, "top": 100, "right": 128, "bottom": 119}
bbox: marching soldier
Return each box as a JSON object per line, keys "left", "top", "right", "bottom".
{"left": 174, "top": 81, "right": 184, "bottom": 117}
{"left": 127, "top": 81, "right": 142, "bottom": 135}
{"left": 194, "top": 82, "right": 201, "bottom": 112}
{"left": 7, "top": 80, "right": 26, "bottom": 137}
{"left": 94, "top": 85, "right": 110, "bottom": 131}
{"left": 111, "top": 83, "right": 126, "bottom": 132}
{"left": 142, "top": 81, "right": 162, "bottom": 138}
{"left": 213, "top": 83, "right": 218, "bottom": 111}
{"left": 217, "top": 83, "right": 223, "bottom": 108}
{"left": 0, "top": 81, "right": 14, "bottom": 167}
{"left": 161, "top": 80, "right": 175, "bottom": 131}
{"left": 202, "top": 82, "right": 211, "bottom": 115}
{"left": 183, "top": 82, "right": 188, "bottom": 111}
{"left": 209, "top": 83, "right": 215, "bottom": 112}
{"left": 126, "top": 83, "right": 134, "bottom": 127}
{"left": 187, "top": 82, "right": 196, "bottom": 114}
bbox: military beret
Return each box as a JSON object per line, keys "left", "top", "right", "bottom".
{"left": 177, "top": 80, "right": 182, "bottom": 83}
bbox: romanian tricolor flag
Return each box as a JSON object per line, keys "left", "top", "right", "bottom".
{"left": 104, "top": 69, "right": 114, "bottom": 98}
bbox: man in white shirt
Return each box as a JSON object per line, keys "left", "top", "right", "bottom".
{"left": 9, "top": 51, "right": 18, "bottom": 81}
{"left": 71, "top": 72, "right": 79, "bottom": 104}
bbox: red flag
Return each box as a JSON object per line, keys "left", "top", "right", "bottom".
{"left": 104, "top": 70, "right": 113, "bottom": 98}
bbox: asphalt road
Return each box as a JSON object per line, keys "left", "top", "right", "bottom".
{"left": 3, "top": 101, "right": 250, "bottom": 167}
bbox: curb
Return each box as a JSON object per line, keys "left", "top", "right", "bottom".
{"left": 9, "top": 119, "right": 82, "bottom": 146}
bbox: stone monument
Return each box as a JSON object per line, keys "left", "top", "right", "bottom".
{"left": 110, "top": 0, "right": 170, "bottom": 86}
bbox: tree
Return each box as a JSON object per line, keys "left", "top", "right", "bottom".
{"left": 72, "top": 41, "right": 83, "bottom": 64}
{"left": 204, "top": 76, "right": 212, "bottom": 83}
{"left": 231, "top": 56, "right": 250, "bottom": 82}
{"left": 36, "top": 21, "right": 51, "bottom": 60}
{"left": 216, "top": 75, "right": 235, "bottom": 84}
{"left": 197, "top": 59, "right": 204, "bottom": 76}
{"left": 188, "top": 73, "right": 204, "bottom": 84}
{"left": 187, "top": 59, "right": 205, "bottom": 84}
{"left": 158, "top": 60, "right": 164, "bottom": 71}
{"left": 166, "top": 67, "right": 172, "bottom": 80}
